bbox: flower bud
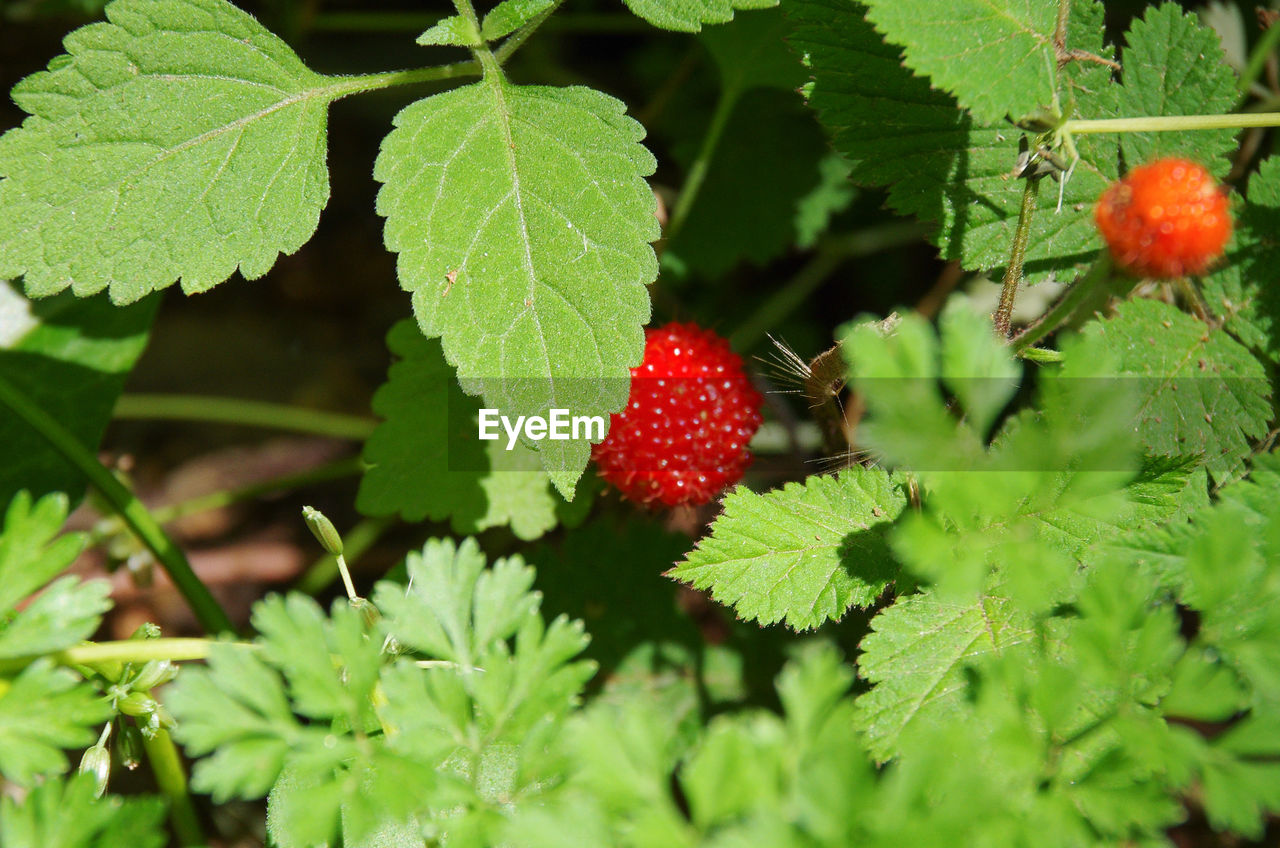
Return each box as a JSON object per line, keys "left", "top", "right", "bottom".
{"left": 302, "top": 506, "right": 343, "bottom": 556}
{"left": 117, "top": 691, "right": 157, "bottom": 718}
{"left": 117, "top": 721, "right": 144, "bottom": 770}
{"left": 129, "top": 660, "right": 177, "bottom": 692}
{"left": 79, "top": 746, "right": 111, "bottom": 797}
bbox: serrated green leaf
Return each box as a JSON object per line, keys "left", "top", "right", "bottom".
{"left": 620, "top": 0, "right": 775, "bottom": 34}
{"left": 0, "top": 491, "right": 109, "bottom": 660}
{"left": 0, "top": 774, "right": 166, "bottom": 848}
{"left": 1110, "top": 4, "right": 1239, "bottom": 174}
{"left": 789, "top": 0, "right": 1116, "bottom": 281}
{"left": 481, "top": 0, "right": 555, "bottom": 41}
{"left": 0, "top": 577, "right": 111, "bottom": 659}
{"left": 375, "top": 80, "right": 659, "bottom": 496}
{"left": 0, "top": 283, "right": 157, "bottom": 507}
{"left": 357, "top": 321, "right": 559, "bottom": 541}
{"left": 670, "top": 467, "right": 907, "bottom": 630}
{"left": 0, "top": 660, "right": 112, "bottom": 785}
{"left": 0, "top": 0, "right": 336, "bottom": 302}
{"left": 1202, "top": 156, "right": 1280, "bottom": 364}
{"left": 853, "top": 593, "right": 1032, "bottom": 760}
{"left": 794, "top": 154, "right": 856, "bottom": 250}
{"left": 860, "top": 0, "right": 1060, "bottom": 125}
{"left": 417, "top": 14, "right": 482, "bottom": 47}
{"left": 1082, "top": 298, "right": 1270, "bottom": 482}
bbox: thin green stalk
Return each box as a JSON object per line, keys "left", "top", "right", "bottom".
{"left": 664, "top": 89, "right": 738, "bottom": 245}
{"left": 1239, "top": 20, "right": 1280, "bottom": 98}
{"left": 1064, "top": 112, "right": 1280, "bottom": 134}
{"left": 142, "top": 728, "right": 204, "bottom": 847}
{"left": 0, "top": 638, "right": 244, "bottom": 676}
{"left": 321, "top": 61, "right": 481, "bottom": 100}
{"left": 294, "top": 516, "right": 396, "bottom": 596}
{"left": 1011, "top": 256, "right": 1113, "bottom": 352}
{"left": 114, "top": 394, "right": 377, "bottom": 440}
{"left": 730, "top": 221, "right": 930, "bottom": 351}
{"left": 0, "top": 375, "right": 234, "bottom": 634}
{"left": 493, "top": 0, "right": 568, "bottom": 62}
{"left": 994, "top": 177, "right": 1041, "bottom": 337}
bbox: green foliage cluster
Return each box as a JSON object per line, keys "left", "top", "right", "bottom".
{"left": 1, "top": 0, "right": 1279, "bottom": 845}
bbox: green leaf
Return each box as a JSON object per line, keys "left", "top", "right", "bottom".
{"left": 0, "top": 283, "right": 157, "bottom": 508}
{"left": 417, "top": 14, "right": 482, "bottom": 47}
{"left": 788, "top": 0, "right": 1116, "bottom": 281}
{"left": 669, "top": 467, "right": 908, "bottom": 630}
{"left": 481, "top": 0, "right": 555, "bottom": 41}
{"left": 619, "top": 0, "right": 776, "bottom": 34}
{"left": 853, "top": 593, "right": 1032, "bottom": 760}
{"left": 357, "top": 321, "right": 559, "bottom": 541}
{"left": 375, "top": 80, "right": 659, "bottom": 497}
{"left": 0, "top": 491, "right": 109, "bottom": 660}
{"left": 1110, "top": 4, "right": 1239, "bottom": 175}
{"left": 1202, "top": 156, "right": 1280, "bottom": 364}
{"left": 701, "top": 6, "right": 805, "bottom": 94}
{"left": 1200, "top": 715, "right": 1280, "bottom": 838}
{"left": 860, "top": 0, "right": 1060, "bottom": 125}
{"left": 0, "top": 0, "right": 335, "bottom": 302}
{"left": 1082, "top": 298, "right": 1270, "bottom": 482}
{"left": 0, "top": 660, "right": 112, "bottom": 785}
{"left": 0, "top": 774, "right": 166, "bottom": 848}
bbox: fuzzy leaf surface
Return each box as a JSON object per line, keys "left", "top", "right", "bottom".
{"left": 1082, "top": 298, "right": 1270, "bottom": 482}
{"left": 1109, "top": 4, "right": 1239, "bottom": 173}
{"left": 358, "top": 321, "right": 558, "bottom": 540}
{"left": 860, "top": 0, "right": 1059, "bottom": 125}
{"left": 789, "top": 0, "right": 1116, "bottom": 281}
{"left": 0, "top": 661, "right": 111, "bottom": 785}
{"left": 0, "top": 283, "right": 157, "bottom": 508}
{"left": 0, "top": 0, "right": 336, "bottom": 302}
{"left": 854, "top": 594, "right": 1032, "bottom": 761}
{"left": 670, "top": 467, "right": 907, "bottom": 630}
{"left": 375, "top": 81, "right": 659, "bottom": 496}
{"left": 619, "top": 0, "right": 776, "bottom": 33}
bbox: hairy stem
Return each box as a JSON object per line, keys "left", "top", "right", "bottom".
{"left": 994, "top": 177, "right": 1041, "bottom": 337}
{"left": 0, "top": 376, "right": 234, "bottom": 634}
{"left": 1011, "top": 256, "right": 1113, "bottom": 351}
{"left": 323, "top": 61, "right": 482, "bottom": 100}
{"left": 114, "top": 394, "right": 376, "bottom": 440}
{"left": 493, "top": 0, "right": 568, "bottom": 62}
{"left": 1064, "top": 112, "right": 1280, "bottom": 134}
{"left": 143, "top": 728, "right": 205, "bottom": 847}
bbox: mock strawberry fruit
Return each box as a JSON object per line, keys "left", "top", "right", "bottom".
{"left": 1094, "top": 157, "right": 1231, "bottom": 279}
{"left": 592, "top": 322, "right": 763, "bottom": 507}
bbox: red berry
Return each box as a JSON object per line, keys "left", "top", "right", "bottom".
{"left": 592, "top": 322, "right": 763, "bottom": 507}
{"left": 1095, "top": 157, "right": 1231, "bottom": 279}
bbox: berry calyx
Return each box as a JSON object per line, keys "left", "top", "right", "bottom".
{"left": 592, "top": 322, "right": 763, "bottom": 507}
{"left": 1094, "top": 157, "right": 1231, "bottom": 279}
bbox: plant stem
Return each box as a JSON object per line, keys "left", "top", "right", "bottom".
{"left": 1239, "top": 21, "right": 1280, "bottom": 98}
{"left": 321, "top": 61, "right": 481, "bottom": 100}
{"left": 0, "top": 375, "right": 234, "bottom": 634}
{"left": 142, "top": 728, "right": 205, "bottom": 847}
{"left": 1011, "top": 256, "right": 1113, "bottom": 351}
{"left": 664, "top": 89, "right": 738, "bottom": 245}
{"left": 730, "top": 221, "right": 930, "bottom": 351}
{"left": 994, "top": 177, "right": 1041, "bottom": 337}
{"left": 310, "top": 11, "right": 650, "bottom": 34}
{"left": 114, "top": 394, "right": 377, "bottom": 440}
{"left": 493, "top": 0, "right": 568, "bottom": 63}
{"left": 1063, "top": 112, "right": 1280, "bottom": 134}
{"left": 294, "top": 516, "right": 396, "bottom": 596}
{"left": 0, "top": 638, "right": 245, "bottom": 675}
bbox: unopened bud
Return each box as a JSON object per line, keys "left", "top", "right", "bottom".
{"left": 302, "top": 506, "right": 343, "bottom": 556}
{"left": 117, "top": 722, "right": 143, "bottom": 770}
{"left": 79, "top": 746, "right": 111, "bottom": 797}
{"left": 129, "top": 660, "right": 177, "bottom": 692}
{"left": 117, "top": 691, "right": 157, "bottom": 718}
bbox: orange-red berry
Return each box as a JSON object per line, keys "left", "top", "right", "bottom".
{"left": 592, "top": 322, "right": 762, "bottom": 507}
{"left": 1094, "top": 157, "right": 1231, "bottom": 279}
